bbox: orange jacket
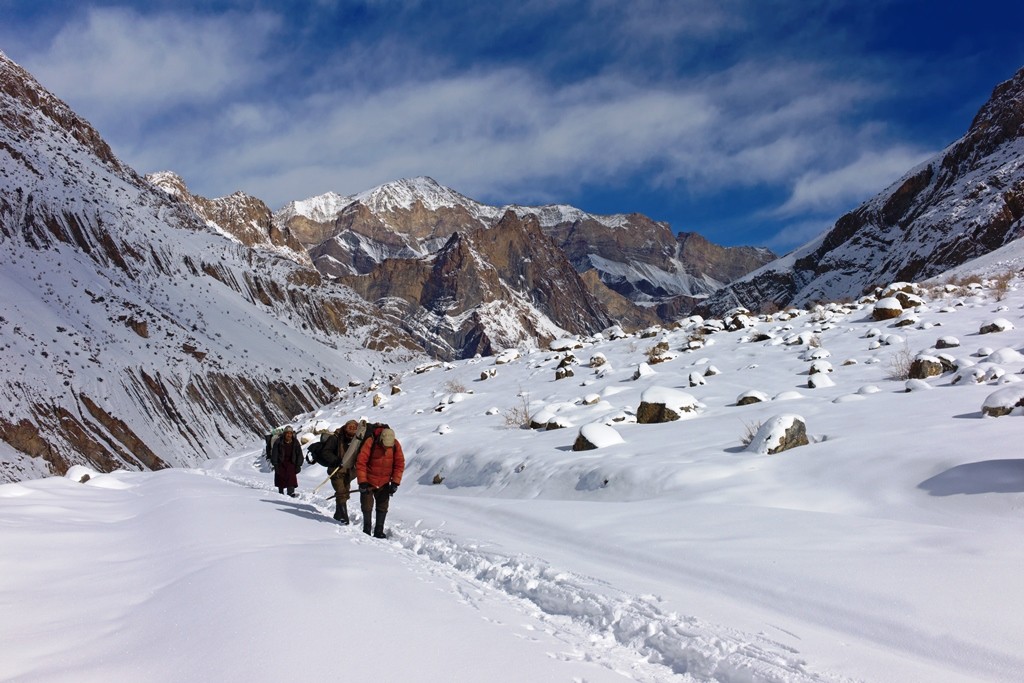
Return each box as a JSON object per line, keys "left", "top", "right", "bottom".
{"left": 356, "top": 434, "right": 405, "bottom": 489}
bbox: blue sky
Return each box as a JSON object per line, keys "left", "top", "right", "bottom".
{"left": 3, "top": 1, "right": 1023, "bottom": 253}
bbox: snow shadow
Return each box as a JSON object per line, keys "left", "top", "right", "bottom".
{"left": 918, "top": 459, "right": 1024, "bottom": 495}
{"left": 260, "top": 498, "right": 333, "bottom": 523}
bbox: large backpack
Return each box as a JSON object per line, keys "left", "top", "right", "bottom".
{"left": 307, "top": 432, "right": 341, "bottom": 468}
{"left": 264, "top": 426, "right": 289, "bottom": 462}
{"left": 341, "top": 421, "right": 390, "bottom": 472}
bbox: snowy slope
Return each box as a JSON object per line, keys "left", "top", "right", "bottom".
{"left": 3, "top": 265, "right": 1024, "bottom": 682}
{"left": 702, "top": 66, "right": 1024, "bottom": 315}
{"left": 0, "top": 50, "right": 424, "bottom": 481}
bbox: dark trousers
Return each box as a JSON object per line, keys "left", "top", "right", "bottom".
{"left": 360, "top": 487, "right": 390, "bottom": 522}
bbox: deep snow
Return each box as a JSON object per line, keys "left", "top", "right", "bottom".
{"left": 3, "top": 260, "right": 1024, "bottom": 682}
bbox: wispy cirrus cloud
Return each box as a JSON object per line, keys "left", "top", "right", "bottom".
{"left": 775, "top": 147, "right": 935, "bottom": 217}
{"left": 5, "top": 0, "right": 1014, "bottom": 253}
{"left": 21, "top": 7, "right": 280, "bottom": 126}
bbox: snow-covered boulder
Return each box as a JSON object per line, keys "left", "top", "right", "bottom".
{"left": 807, "top": 373, "right": 835, "bottom": 389}
{"left": 979, "top": 318, "right": 1014, "bottom": 334}
{"left": 572, "top": 423, "right": 626, "bottom": 451}
{"left": 603, "top": 324, "right": 627, "bottom": 340}
{"left": 545, "top": 416, "right": 573, "bottom": 431}
{"left": 632, "top": 362, "right": 656, "bottom": 380}
{"left": 951, "top": 368, "right": 985, "bottom": 385}
{"left": 909, "top": 355, "right": 944, "bottom": 380}
{"left": 589, "top": 353, "right": 607, "bottom": 368}
{"left": 549, "top": 337, "right": 583, "bottom": 351}
{"left": 935, "top": 336, "right": 960, "bottom": 349}
{"left": 495, "top": 349, "right": 520, "bottom": 365}
{"left": 746, "top": 414, "right": 809, "bottom": 454}
{"left": 736, "top": 390, "right": 770, "bottom": 406}
{"left": 873, "top": 298, "right": 903, "bottom": 321}
{"left": 637, "top": 387, "right": 701, "bottom": 423}
{"left": 808, "top": 360, "right": 833, "bottom": 375}
{"left": 905, "top": 379, "right": 933, "bottom": 392}
{"left": 688, "top": 371, "right": 706, "bottom": 387}
{"left": 982, "top": 386, "right": 1024, "bottom": 417}
{"left": 988, "top": 347, "right": 1024, "bottom": 364}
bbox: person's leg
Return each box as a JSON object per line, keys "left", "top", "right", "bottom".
{"left": 360, "top": 489, "right": 374, "bottom": 535}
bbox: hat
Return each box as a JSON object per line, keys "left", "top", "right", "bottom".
{"left": 283, "top": 425, "right": 294, "bottom": 433}
{"left": 380, "top": 428, "right": 395, "bottom": 447}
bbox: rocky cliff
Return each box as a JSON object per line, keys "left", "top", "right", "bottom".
{"left": 700, "top": 66, "right": 1024, "bottom": 315}
{"left": 277, "top": 177, "right": 775, "bottom": 319}
{"left": 338, "top": 211, "right": 613, "bottom": 357}
{"left": 0, "top": 50, "right": 423, "bottom": 482}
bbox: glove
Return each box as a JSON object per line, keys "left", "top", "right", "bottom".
{"left": 387, "top": 482, "right": 399, "bottom": 496}
{"left": 358, "top": 482, "right": 372, "bottom": 492}
{"left": 305, "top": 454, "right": 314, "bottom": 465}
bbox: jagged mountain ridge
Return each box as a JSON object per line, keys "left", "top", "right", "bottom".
{"left": 699, "top": 65, "right": 1024, "bottom": 315}
{"left": 275, "top": 176, "right": 776, "bottom": 311}
{"left": 147, "top": 171, "right": 310, "bottom": 263}
{"left": 164, "top": 172, "right": 620, "bottom": 358}
{"left": 336, "top": 211, "right": 614, "bottom": 358}
{"left": 0, "top": 50, "right": 424, "bottom": 482}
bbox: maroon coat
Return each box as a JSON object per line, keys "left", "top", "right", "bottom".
{"left": 272, "top": 436, "right": 303, "bottom": 488}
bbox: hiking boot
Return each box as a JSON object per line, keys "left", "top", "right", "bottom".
{"left": 287, "top": 487, "right": 297, "bottom": 498}
{"left": 334, "top": 504, "right": 350, "bottom": 525}
{"left": 373, "top": 511, "right": 387, "bottom": 538}
{"left": 362, "top": 522, "right": 371, "bottom": 535}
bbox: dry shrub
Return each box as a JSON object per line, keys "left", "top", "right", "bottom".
{"left": 991, "top": 270, "right": 1013, "bottom": 301}
{"left": 502, "top": 389, "right": 532, "bottom": 428}
{"left": 741, "top": 420, "right": 762, "bottom": 447}
{"left": 443, "top": 378, "right": 468, "bottom": 394}
{"left": 887, "top": 343, "right": 914, "bottom": 381}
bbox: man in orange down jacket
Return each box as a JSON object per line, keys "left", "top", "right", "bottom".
{"left": 356, "top": 427, "right": 404, "bottom": 538}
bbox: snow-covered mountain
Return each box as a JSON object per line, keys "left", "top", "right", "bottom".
{"left": 700, "top": 65, "right": 1024, "bottom": 316}
{"left": 275, "top": 176, "right": 776, "bottom": 312}
{"left": 147, "top": 171, "right": 311, "bottom": 264}
{"left": 5, "top": 255, "right": 1023, "bottom": 682}
{"left": 0, "top": 50, "right": 424, "bottom": 481}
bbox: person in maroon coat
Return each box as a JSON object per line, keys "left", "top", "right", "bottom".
{"left": 356, "top": 427, "right": 404, "bottom": 538}
{"left": 270, "top": 425, "right": 303, "bottom": 497}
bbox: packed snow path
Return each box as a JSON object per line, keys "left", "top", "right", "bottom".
{"left": 208, "top": 455, "right": 854, "bottom": 683}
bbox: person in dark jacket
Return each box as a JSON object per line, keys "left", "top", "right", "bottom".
{"left": 356, "top": 427, "right": 404, "bottom": 538}
{"left": 325, "top": 419, "right": 360, "bottom": 524}
{"left": 270, "top": 425, "right": 303, "bottom": 497}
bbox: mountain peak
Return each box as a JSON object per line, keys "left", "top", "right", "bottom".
{"left": 354, "top": 176, "right": 486, "bottom": 214}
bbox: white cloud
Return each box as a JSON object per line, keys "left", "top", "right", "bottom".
{"left": 23, "top": 7, "right": 279, "bottom": 124}
{"left": 775, "top": 147, "right": 935, "bottom": 217}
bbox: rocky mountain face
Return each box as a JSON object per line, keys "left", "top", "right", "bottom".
{"left": 147, "top": 171, "right": 309, "bottom": 261}
{"left": 337, "top": 211, "right": 613, "bottom": 357}
{"left": 0, "top": 51, "right": 423, "bottom": 482}
{"left": 699, "top": 66, "right": 1024, "bottom": 316}
{"left": 276, "top": 177, "right": 775, "bottom": 320}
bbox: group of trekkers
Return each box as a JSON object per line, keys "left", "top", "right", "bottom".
{"left": 267, "top": 420, "right": 405, "bottom": 539}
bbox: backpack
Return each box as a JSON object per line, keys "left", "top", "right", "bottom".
{"left": 307, "top": 432, "right": 341, "bottom": 468}
{"left": 264, "top": 426, "right": 289, "bottom": 462}
{"left": 341, "top": 421, "right": 390, "bottom": 472}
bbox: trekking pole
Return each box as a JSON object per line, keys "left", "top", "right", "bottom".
{"left": 322, "top": 490, "right": 362, "bottom": 499}
{"left": 312, "top": 466, "right": 341, "bottom": 494}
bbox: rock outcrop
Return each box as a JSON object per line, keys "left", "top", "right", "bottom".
{"left": 338, "top": 211, "right": 612, "bottom": 358}
{"left": 700, "top": 65, "right": 1024, "bottom": 315}
{"left": 0, "top": 50, "right": 422, "bottom": 481}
